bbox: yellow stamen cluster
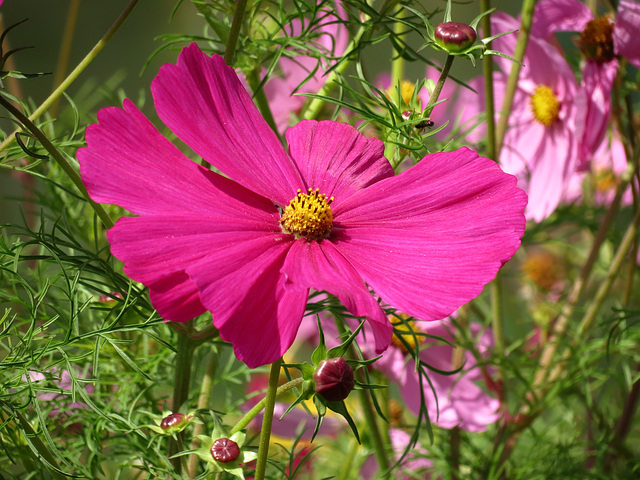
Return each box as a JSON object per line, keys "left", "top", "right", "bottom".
{"left": 593, "top": 168, "right": 618, "bottom": 192}
{"left": 521, "top": 250, "right": 561, "bottom": 291}
{"left": 280, "top": 188, "right": 334, "bottom": 240}
{"left": 579, "top": 16, "right": 614, "bottom": 63}
{"left": 530, "top": 85, "right": 560, "bottom": 127}
{"left": 391, "top": 314, "right": 426, "bottom": 353}
{"left": 388, "top": 80, "right": 418, "bottom": 106}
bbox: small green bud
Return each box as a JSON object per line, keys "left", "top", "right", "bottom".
{"left": 434, "top": 22, "right": 477, "bottom": 53}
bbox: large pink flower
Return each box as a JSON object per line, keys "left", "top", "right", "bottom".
{"left": 531, "top": 0, "right": 640, "bottom": 168}
{"left": 78, "top": 43, "right": 526, "bottom": 368}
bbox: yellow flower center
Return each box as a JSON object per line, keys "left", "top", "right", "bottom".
{"left": 388, "top": 80, "right": 418, "bottom": 106}
{"left": 579, "top": 16, "right": 614, "bottom": 63}
{"left": 593, "top": 168, "right": 618, "bottom": 192}
{"left": 391, "top": 315, "right": 426, "bottom": 353}
{"left": 280, "top": 188, "right": 334, "bottom": 240}
{"left": 530, "top": 85, "right": 560, "bottom": 127}
{"left": 521, "top": 251, "right": 561, "bottom": 291}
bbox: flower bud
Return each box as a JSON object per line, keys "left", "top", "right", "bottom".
{"left": 313, "top": 357, "right": 355, "bottom": 402}
{"left": 434, "top": 22, "right": 477, "bottom": 53}
{"left": 210, "top": 437, "right": 241, "bottom": 463}
{"left": 160, "top": 412, "right": 186, "bottom": 431}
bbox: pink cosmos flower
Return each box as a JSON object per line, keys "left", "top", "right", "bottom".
{"left": 531, "top": 0, "right": 640, "bottom": 168}
{"left": 263, "top": 1, "right": 349, "bottom": 133}
{"left": 490, "top": 12, "right": 584, "bottom": 222}
{"left": 78, "top": 43, "right": 526, "bottom": 368}
{"left": 25, "top": 367, "right": 94, "bottom": 430}
{"left": 373, "top": 319, "right": 501, "bottom": 432}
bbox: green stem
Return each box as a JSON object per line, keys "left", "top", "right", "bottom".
{"left": 189, "top": 348, "right": 218, "bottom": 477}
{"left": 481, "top": 0, "right": 496, "bottom": 161}
{"left": 423, "top": 54, "right": 455, "bottom": 118}
{"left": 253, "top": 359, "right": 283, "bottom": 480}
{"left": 495, "top": 0, "right": 538, "bottom": 156}
{"left": 169, "top": 330, "right": 197, "bottom": 474}
{"left": 246, "top": 68, "right": 281, "bottom": 138}
{"left": 0, "top": 0, "right": 140, "bottom": 155}
{"left": 0, "top": 94, "right": 114, "bottom": 228}
{"left": 333, "top": 318, "right": 390, "bottom": 474}
{"left": 224, "top": 0, "right": 247, "bottom": 65}
{"left": 50, "top": 0, "right": 81, "bottom": 118}
{"left": 229, "top": 376, "right": 304, "bottom": 436}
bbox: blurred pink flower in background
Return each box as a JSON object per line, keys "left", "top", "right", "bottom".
{"left": 530, "top": 0, "right": 640, "bottom": 169}
{"left": 361, "top": 428, "right": 433, "bottom": 479}
{"left": 263, "top": 1, "right": 349, "bottom": 133}
{"left": 372, "top": 319, "right": 501, "bottom": 432}
{"left": 490, "top": 11, "right": 585, "bottom": 222}
{"left": 79, "top": 43, "right": 527, "bottom": 367}
{"left": 25, "top": 367, "right": 93, "bottom": 430}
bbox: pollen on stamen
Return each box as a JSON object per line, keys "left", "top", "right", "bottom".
{"left": 391, "top": 314, "right": 426, "bottom": 353}
{"left": 280, "top": 188, "right": 334, "bottom": 240}
{"left": 530, "top": 85, "right": 560, "bottom": 127}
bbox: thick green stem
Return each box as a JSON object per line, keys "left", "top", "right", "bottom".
{"left": 253, "top": 358, "right": 283, "bottom": 480}
{"left": 229, "top": 376, "right": 304, "bottom": 436}
{"left": 0, "top": 0, "right": 140, "bottom": 155}
{"left": 0, "top": 94, "right": 114, "bottom": 228}
{"left": 189, "top": 348, "right": 219, "bottom": 477}
{"left": 169, "top": 330, "right": 197, "bottom": 474}
{"left": 224, "top": 0, "right": 247, "bottom": 65}
{"left": 495, "top": 0, "right": 538, "bottom": 156}
{"left": 423, "top": 54, "right": 455, "bottom": 118}
{"left": 50, "top": 0, "right": 81, "bottom": 118}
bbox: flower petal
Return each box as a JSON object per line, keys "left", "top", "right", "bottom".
{"left": 185, "top": 237, "right": 308, "bottom": 368}
{"left": 331, "top": 148, "right": 526, "bottom": 320}
{"left": 531, "top": 0, "right": 592, "bottom": 39}
{"left": 614, "top": 0, "right": 640, "bottom": 69}
{"left": 282, "top": 239, "right": 393, "bottom": 353}
{"left": 285, "top": 120, "right": 393, "bottom": 204}
{"left": 78, "top": 99, "right": 241, "bottom": 216}
{"left": 151, "top": 43, "right": 304, "bottom": 206}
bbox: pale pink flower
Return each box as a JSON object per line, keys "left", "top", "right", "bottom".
{"left": 531, "top": 0, "right": 640, "bottom": 168}
{"left": 361, "top": 428, "right": 433, "bottom": 479}
{"left": 78, "top": 43, "right": 526, "bottom": 368}
{"left": 490, "top": 12, "right": 584, "bottom": 222}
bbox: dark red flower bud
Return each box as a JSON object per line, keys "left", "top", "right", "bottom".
{"left": 160, "top": 412, "right": 186, "bottom": 430}
{"left": 313, "top": 357, "right": 355, "bottom": 402}
{"left": 211, "top": 437, "right": 241, "bottom": 463}
{"left": 434, "top": 22, "right": 477, "bottom": 53}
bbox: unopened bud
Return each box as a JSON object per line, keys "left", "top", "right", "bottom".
{"left": 313, "top": 357, "right": 355, "bottom": 402}
{"left": 160, "top": 412, "right": 186, "bottom": 430}
{"left": 434, "top": 22, "right": 477, "bottom": 53}
{"left": 211, "top": 437, "right": 241, "bottom": 463}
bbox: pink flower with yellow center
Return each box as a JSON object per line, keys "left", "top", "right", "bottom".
{"left": 531, "top": 0, "right": 640, "bottom": 169}
{"left": 490, "top": 12, "right": 584, "bottom": 222}
{"left": 78, "top": 43, "right": 526, "bottom": 368}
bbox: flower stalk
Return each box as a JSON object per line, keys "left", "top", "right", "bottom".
{"left": 252, "top": 358, "right": 283, "bottom": 480}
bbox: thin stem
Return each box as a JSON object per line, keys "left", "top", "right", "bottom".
{"left": 423, "top": 54, "right": 454, "bottom": 118}
{"left": 0, "top": 94, "right": 114, "bottom": 228}
{"left": 189, "top": 348, "right": 219, "bottom": 477}
{"left": 229, "top": 376, "right": 304, "bottom": 436}
{"left": 0, "top": 0, "right": 140, "bottom": 154}
{"left": 253, "top": 358, "right": 283, "bottom": 480}
{"left": 246, "top": 68, "right": 281, "bottom": 138}
{"left": 481, "top": 0, "right": 496, "bottom": 161}
{"left": 50, "top": 0, "right": 81, "bottom": 118}
{"left": 224, "top": 0, "right": 248, "bottom": 65}
{"left": 495, "top": 0, "right": 538, "bottom": 156}
{"left": 450, "top": 427, "right": 461, "bottom": 480}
